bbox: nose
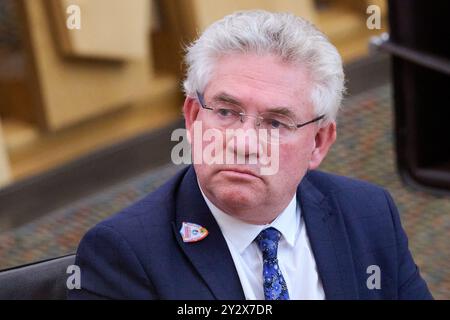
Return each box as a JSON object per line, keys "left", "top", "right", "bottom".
{"left": 239, "top": 114, "right": 263, "bottom": 130}
{"left": 239, "top": 114, "right": 258, "bottom": 131}
{"left": 227, "top": 117, "right": 262, "bottom": 163}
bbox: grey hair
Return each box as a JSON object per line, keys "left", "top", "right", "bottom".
{"left": 183, "top": 10, "right": 345, "bottom": 124}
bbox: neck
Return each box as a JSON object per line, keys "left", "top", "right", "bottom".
{"left": 204, "top": 190, "right": 295, "bottom": 225}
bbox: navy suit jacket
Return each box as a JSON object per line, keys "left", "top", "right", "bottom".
{"left": 68, "top": 166, "right": 432, "bottom": 299}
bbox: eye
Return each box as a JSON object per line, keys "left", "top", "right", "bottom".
{"left": 269, "top": 119, "right": 282, "bottom": 129}
{"left": 218, "top": 108, "right": 231, "bottom": 116}
{"left": 216, "top": 108, "right": 239, "bottom": 118}
{"left": 264, "top": 118, "right": 288, "bottom": 129}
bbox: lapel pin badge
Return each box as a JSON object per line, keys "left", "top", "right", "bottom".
{"left": 180, "top": 222, "right": 208, "bottom": 243}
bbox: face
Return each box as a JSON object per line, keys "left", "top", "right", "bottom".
{"left": 183, "top": 53, "right": 336, "bottom": 224}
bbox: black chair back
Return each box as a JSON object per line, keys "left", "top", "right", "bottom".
{"left": 0, "top": 254, "right": 75, "bottom": 300}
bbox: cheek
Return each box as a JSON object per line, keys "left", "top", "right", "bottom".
{"left": 278, "top": 139, "right": 314, "bottom": 176}
{"left": 189, "top": 118, "right": 213, "bottom": 150}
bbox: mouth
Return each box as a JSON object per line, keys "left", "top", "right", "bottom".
{"left": 218, "top": 167, "right": 262, "bottom": 180}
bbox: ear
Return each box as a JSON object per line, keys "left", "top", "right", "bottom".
{"left": 308, "top": 122, "right": 336, "bottom": 170}
{"left": 183, "top": 95, "right": 200, "bottom": 143}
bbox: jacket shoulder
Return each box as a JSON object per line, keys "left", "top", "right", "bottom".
{"left": 303, "top": 170, "right": 392, "bottom": 223}
{"left": 90, "top": 166, "right": 189, "bottom": 239}
{"left": 304, "top": 170, "right": 386, "bottom": 195}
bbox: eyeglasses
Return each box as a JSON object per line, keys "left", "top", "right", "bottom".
{"left": 196, "top": 91, "right": 325, "bottom": 143}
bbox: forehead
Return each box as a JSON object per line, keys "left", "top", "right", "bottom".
{"left": 205, "top": 53, "right": 312, "bottom": 112}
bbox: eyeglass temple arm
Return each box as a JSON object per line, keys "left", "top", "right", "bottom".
{"left": 296, "top": 114, "right": 325, "bottom": 128}
{"left": 196, "top": 91, "right": 214, "bottom": 110}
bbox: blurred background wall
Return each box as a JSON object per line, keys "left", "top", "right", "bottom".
{"left": 0, "top": 0, "right": 387, "bottom": 185}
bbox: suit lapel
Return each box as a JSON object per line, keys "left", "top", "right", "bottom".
{"left": 172, "top": 166, "right": 358, "bottom": 299}
{"left": 298, "top": 174, "right": 359, "bottom": 299}
{"left": 172, "top": 166, "right": 245, "bottom": 300}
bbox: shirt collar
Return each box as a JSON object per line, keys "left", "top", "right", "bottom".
{"left": 198, "top": 182, "right": 299, "bottom": 254}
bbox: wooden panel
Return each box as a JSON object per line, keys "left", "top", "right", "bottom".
{"left": 189, "top": 0, "right": 316, "bottom": 31}
{"left": 8, "top": 75, "right": 181, "bottom": 181}
{"left": 20, "top": 0, "right": 155, "bottom": 130}
{"left": 47, "top": 0, "right": 150, "bottom": 60}
{"left": 0, "top": 118, "right": 11, "bottom": 186}
{"left": 0, "top": 52, "right": 36, "bottom": 125}
{"left": 167, "top": 0, "right": 316, "bottom": 66}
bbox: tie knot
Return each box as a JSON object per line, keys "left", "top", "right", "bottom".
{"left": 255, "top": 227, "right": 281, "bottom": 259}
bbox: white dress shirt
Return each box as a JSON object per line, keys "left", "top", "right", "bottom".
{"left": 199, "top": 187, "right": 325, "bottom": 300}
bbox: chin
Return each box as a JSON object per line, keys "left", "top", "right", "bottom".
{"left": 213, "top": 184, "right": 262, "bottom": 211}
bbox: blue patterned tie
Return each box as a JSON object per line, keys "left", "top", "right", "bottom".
{"left": 255, "top": 227, "right": 290, "bottom": 300}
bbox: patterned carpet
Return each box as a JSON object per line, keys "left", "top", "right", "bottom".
{"left": 0, "top": 83, "right": 449, "bottom": 299}
{"left": 321, "top": 84, "right": 450, "bottom": 299}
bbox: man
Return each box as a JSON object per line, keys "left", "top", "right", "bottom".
{"left": 69, "top": 10, "right": 432, "bottom": 300}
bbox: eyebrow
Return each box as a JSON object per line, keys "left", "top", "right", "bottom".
{"left": 211, "top": 92, "right": 297, "bottom": 119}
{"left": 212, "top": 92, "right": 243, "bottom": 106}
{"left": 265, "top": 107, "right": 297, "bottom": 119}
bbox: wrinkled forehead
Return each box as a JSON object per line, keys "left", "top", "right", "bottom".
{"left": 204, "top": 53, "right": 314, "bottom": 115}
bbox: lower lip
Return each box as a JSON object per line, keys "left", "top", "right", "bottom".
{"left": 219, "top": 170, "right": 259, "bottom": 180}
